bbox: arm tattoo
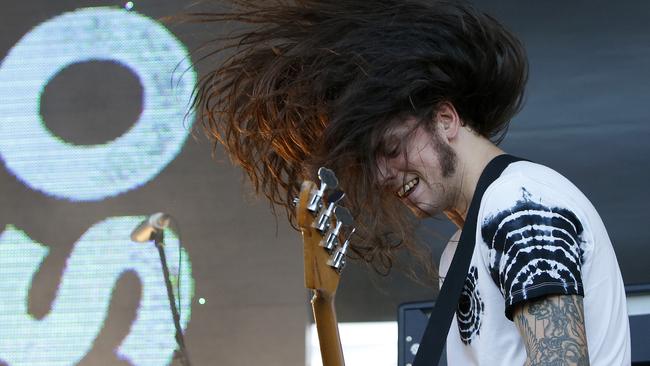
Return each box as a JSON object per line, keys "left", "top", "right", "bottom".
{"left": 513, "top": 295, "right": 590, "bottom": 366}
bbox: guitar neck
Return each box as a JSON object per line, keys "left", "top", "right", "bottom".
{"left": 297, "top": 175, "right": 352, "bottom": 366}
{"left": 311, "top": 290, "right": 345, "bottom": 366}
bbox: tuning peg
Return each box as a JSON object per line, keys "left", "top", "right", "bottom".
{"left": 313, "top": 190, "right": 345, "bottom": 233}
{"left": 328, "top": 189, "right": 345, "bottom": 204}
{"left": 319, "top": 167, "right": 339, "bottom": 188}
{"left": 320, "top": 206, "right": 353, "bottom": 251}
{"left": 334, "top": 205, "right": 353, "bottom": 226}
{"left": 307, "top": 167, "right": 339, "bottom": 213}
{"left": 328, "top": 227, "right": 356, "bottom": 271}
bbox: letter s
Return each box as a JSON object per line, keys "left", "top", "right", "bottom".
{"left": 0, "top": 217, "right": 194, "bottom": 366}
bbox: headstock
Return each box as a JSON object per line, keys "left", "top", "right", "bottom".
{"left": 297, "top": 168, "right": 356, "bottom": 299}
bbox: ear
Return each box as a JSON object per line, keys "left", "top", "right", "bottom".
{"left": 435, "top": 101, "right": 461, "bottom": 142}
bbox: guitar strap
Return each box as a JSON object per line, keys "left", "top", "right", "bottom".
{"left": 412, "top": 154, "right": 526, "bottom": 366}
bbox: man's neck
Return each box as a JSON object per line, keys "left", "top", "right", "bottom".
{"left": 448, "top": 128, "right": 505, "bottom": 225}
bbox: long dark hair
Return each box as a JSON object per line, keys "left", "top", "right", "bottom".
{"left": 186, "top": 0, "right": 528, "bottom": 283}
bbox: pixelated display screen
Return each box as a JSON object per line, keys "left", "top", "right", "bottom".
{"left": 1, "top": 1, "right": 649, "bottom": 366}
{"left": 0, "top": 4, "right": 196, "bottom": 365}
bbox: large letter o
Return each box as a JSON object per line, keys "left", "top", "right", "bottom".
{"left": 0, "top": 7, "right": 196, "bottom": 201}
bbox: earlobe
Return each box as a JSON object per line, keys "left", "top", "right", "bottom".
{"left": 436, "top": 101, "right": 461, "bottom": 141}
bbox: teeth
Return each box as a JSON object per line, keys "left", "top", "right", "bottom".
{"left": 397, "top": 177, "right": 419, "bottom": 198}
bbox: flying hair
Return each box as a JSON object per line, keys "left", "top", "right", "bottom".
{"left": 184, "top": 0, "right": 528, "bottom": 283}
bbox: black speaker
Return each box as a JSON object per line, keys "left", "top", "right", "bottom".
{"left": 628, "top": 283, "right": 650, "bottom": 365}
{"left": 397, "top": 301, "right": 446, "bottom": 366}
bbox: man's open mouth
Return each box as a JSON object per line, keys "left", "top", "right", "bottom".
{"left": 396, "top": 177, "right": 419, "bottom": 198}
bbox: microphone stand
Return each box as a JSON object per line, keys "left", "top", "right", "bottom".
{"left": 151, "top": 230, "right": 192, "bottom": 366}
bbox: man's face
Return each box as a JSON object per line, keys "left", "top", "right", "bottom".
{"left": 377, "top": 119, "right": 458, "bottom": 218}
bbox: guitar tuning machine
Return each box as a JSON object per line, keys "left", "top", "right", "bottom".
{"left": 328, "top": 227, "right": 356, "bottom": 271}
{"left": 313, "top": 189, "right": 345, "bottom": 233}
{"left": 320, "top": 206, "right": 353, "bottom": 251}
{"left": 307, "top": 167, "right": 339, "bottom": 213}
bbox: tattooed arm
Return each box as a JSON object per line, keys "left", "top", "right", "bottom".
{"left": 513, "top": 294, "right": 590, "bottom": 366}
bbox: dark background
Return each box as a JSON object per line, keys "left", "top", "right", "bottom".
{"left": 0, "top": 1, "right": 648, "bottom": 365}
{"left": 337, "top": 0, "right": 650, "bottom": 322}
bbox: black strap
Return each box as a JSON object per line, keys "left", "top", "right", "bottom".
{"left": 412, "top": 154, "right": 525, "bottom": 366}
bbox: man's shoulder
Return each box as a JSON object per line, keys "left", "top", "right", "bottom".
{"left": 478, "top": 160, "right": 591, "bottom": 237}
{"left": 497, "top": 160, "right": 577, "bottom": 191}
{"left": 482, "top": 160, "right": 585, "bottom": 211}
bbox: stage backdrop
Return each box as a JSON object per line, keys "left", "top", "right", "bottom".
{"left": 0, "top": 1, "right": 648, "bottom": 366}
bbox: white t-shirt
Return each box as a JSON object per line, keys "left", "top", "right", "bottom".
{"left": 439, "top": 160, "right": 630, "bottom": 365}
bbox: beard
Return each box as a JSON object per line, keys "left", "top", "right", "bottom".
{"left": 432, "top": 126, "right": 457, "bottom": 178}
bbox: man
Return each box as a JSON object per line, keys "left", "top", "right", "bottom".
{"left": 190, "top": 0, "right": 630, "bottom": 364}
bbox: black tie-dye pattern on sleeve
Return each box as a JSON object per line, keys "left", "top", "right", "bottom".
{"left": 481, "top": 188, "right": 585, "bottom": 320}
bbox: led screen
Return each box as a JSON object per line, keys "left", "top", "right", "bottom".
{"left": 0, "top": 5, "right": 196, "bottom": 365}
{"left": 1, "top": 2, "right": 649, "bottom": 366}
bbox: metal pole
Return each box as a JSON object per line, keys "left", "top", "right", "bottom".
{"left": 152, "top": 230, "right": 192, "bottom": 366}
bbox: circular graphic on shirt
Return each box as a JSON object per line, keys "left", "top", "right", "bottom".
{"left": 457, "top": 266, "right": 484, "bottom": 345}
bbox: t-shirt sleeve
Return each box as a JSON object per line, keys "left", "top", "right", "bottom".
{"left": 479, "top": 178, "right": 585, "bottom": 321}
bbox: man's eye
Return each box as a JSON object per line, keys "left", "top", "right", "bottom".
{"left": 382, "top": 140, "right": 400, "bottom": 157}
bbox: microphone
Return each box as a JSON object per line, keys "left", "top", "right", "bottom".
{"left": 130, "top": 212, "right": 171, "bottom": 242}
{"left": 130, "top": 212, "right": 192, "bottom": 366}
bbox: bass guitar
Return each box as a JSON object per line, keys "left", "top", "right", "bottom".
{"left": 295, "top": 167, "right": 356, "bottom": 366}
